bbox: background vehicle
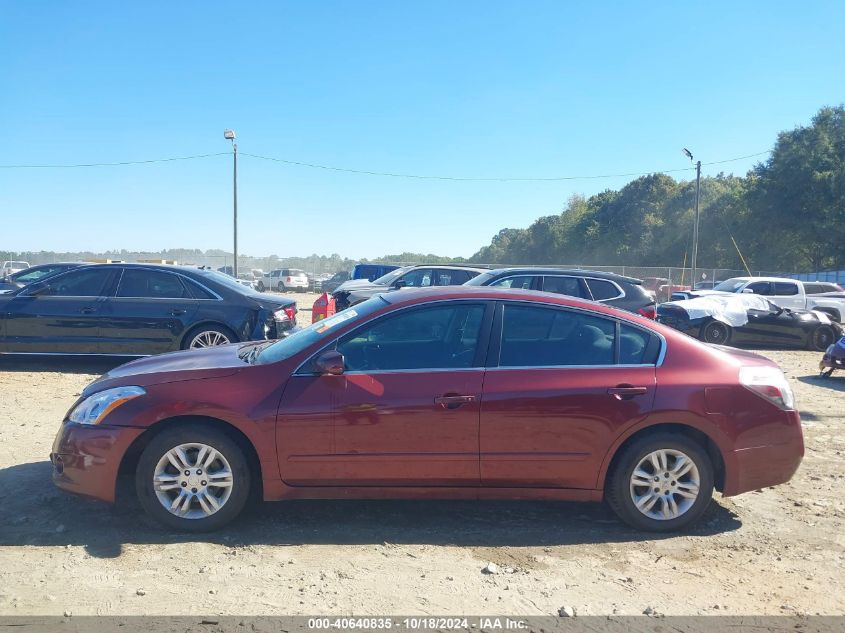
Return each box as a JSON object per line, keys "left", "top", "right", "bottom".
{"left": 51, "top": 286, "right": 803, "bottom": 533}
{"left": 321, "top": 270, "right": 351, "bottom": 293}
{"left": 0, "top": 262, "right": 87, "bottom": 293}
{"left": 256, "top": 268, "right": 308, "bottom": 292}
{"left": 0, "top": 263, "right": 297, "bottom": 355}
{"left": 1, "top": 261, "right": 30, "bottom": 278}
{"left": 819, "top": 335, "right": 845, "bottom": 377}
{"left": 236, "top": 272, "right": 257, "bottom": 289}
{"left": 351, "top": 263, "right": 400, "bottom": 281}
{"left": 657, "top": 293, "right": 841, "bottom": 350}
{"left": 671, "top": 277, "right": 845, "bottom": 321}
{"left": 465, "top": 268, "right": 656, "bottom": 318}
{"left": 332, "top": 264, "right": 484, "bottom": 309}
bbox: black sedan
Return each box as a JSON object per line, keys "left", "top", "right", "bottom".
{"left": 657, "top": 294, "right": 841, "bottom": 351}
{"left": 0, "top": 262, "right": 88, "bottom": 293}
{"left": 0, "top": 264, "right": 297, "bottom": 355}
{"left": 464, "top": 268, "right": 657, "bottom": 318}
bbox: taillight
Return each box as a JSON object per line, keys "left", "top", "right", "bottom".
{"left": 637, "top": 305, "right": 656, "bottom": 319}
{"left": 739, "top": 366, "right": 795, "bottom": 410}
{"left": 286, "top": 276, "right": 292, "bottom": 282}
{"left": 283, "top": 306, "right": 297, "bottom": 321}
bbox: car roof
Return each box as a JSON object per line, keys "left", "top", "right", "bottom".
{"left": 478, "top": 267, "right": 643, "bottom": 285}
{"left": 376, "top": 285, "right": 653, "bottom": 321}
{"left": 401, "top": 264, "right": 487, "bottom": 272}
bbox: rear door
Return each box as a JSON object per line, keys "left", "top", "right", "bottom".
{"left": 769, "top": 281, "right": 805, "bottom": 310}
{"left": 99, "top": 268, "right": 199, "bottom": 354}
{"left": 3, "top": 267, "right": 117, "bottom": 353}
{"left": 480, "top": 302, "right": 658, "bottom": 489}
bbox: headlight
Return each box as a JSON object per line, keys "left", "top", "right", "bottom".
{"left": 68, "top": 386, "right": 146, "bottom": 425}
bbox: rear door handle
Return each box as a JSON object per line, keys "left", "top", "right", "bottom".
{"left": 435, "top": 394, "right": 476, "bottom": 409}
{"left": 607, "top": 386, "right": 648, "bottom": 400}
{"left": 170, "top": 309, "right": 187, "bottom": 316}
{"left": 80, "top": 306, "right": 97, "bottom": 315}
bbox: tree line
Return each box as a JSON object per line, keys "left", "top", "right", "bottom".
{"left": 468, "top": 106, "right": 845, "bottom": 273}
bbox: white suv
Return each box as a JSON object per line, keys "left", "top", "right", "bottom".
{"left": 257, "top": 268, "right": 309, "bottom": 293}
{"left": 1, "top": 261, "right": 30, "bottom": 279}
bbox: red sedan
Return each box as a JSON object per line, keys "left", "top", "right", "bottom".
{"left": 51, "top": 287, "right": 804, "bottom": 532}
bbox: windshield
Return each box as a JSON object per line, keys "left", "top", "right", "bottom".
{"left": 463, "top": 271, "right": 496, "bottom": 286}
{"left": 255, "top": 296, "right": 388, "bottom": 365}
{"left": 372, "top": 266, "right": 414, "bottom": 286}
{"left": 713, "top": 278, "right": 749, "bottom": 292}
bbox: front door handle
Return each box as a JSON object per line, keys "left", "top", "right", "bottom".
{"left": 607, "top": 386, "right": 648, "bottom": 400}
{"left": 434, "top": 394, "right": 476, "bottom": 409}
{"left": 80, "top": 306, "right": 97, "bottom": 315}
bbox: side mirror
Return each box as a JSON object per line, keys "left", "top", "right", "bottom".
{"left": 741, "top": 288, "right": 754, "bottom": 294}
{"left": 313, "top": 350, "right": 344, "bottom": 375}
{"left": 393, "top": 280, "right": 407, "bottom": 289}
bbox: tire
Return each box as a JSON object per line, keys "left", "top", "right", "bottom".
{"left": 256, "top": 281, "right": 265, "bottom": 292}
{"left": 702, "top": 320, "right": 731, "bottom": 345}
{"left": 808, "top": 324, "right": 836, "bottom": 352}
{"left": 135, "top": 424, "right": 251, "bottom": 532}
{"left": 182, "top": 324, "right": 236, "bottom": 350}
{"left": 605, "top": 432, "right": 714, "bottom": 532}
{"left": 277, "top": 282, "right": 285, "bottom": 292}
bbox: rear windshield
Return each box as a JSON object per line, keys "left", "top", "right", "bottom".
{"left": 256, "top": 296, "right": 388, "bottom": 365}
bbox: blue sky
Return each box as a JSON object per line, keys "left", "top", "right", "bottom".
{"left": 1, "top": 1, "right": 843, "bottom": 259}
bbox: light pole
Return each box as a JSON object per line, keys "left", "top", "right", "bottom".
{"left": 683, "top": 148, "right": 701, "bottom": 289}
{"left": 224, "top": 129, "right": 238, "bottom": 278}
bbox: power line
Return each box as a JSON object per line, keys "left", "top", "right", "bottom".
{"left": 0, "top": 149, "right": 770, "bottom": 180}
{"left": 0, "top": 152, "right": 230, "bottom": 169}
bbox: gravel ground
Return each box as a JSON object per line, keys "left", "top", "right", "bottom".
{"left": 0, "top": 345, "right": 843, "bottom": 617}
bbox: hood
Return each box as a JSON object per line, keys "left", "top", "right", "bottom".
{"left": 83, "top": 343, "right": 250, "bottom": 395}
{"left": 334, "top": 279, "right": 386, "bottom": 294}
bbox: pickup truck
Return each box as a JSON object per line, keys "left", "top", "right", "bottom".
{"left": 1, "top": 261, "right": 30, "bottom": 279}
{"left": 670, "top": 276, "right": 845, "bottom": 321}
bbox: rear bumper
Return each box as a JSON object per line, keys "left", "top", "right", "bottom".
{"left": 51, "top": 422, "right": 143, "bottom": 503}
{"left": 722, "top": 410, "right": 804, "bottom": 496}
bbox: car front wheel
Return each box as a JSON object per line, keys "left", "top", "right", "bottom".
{"left": 606, "top": 433, "right": 714, "bottom": 531}
{"left": 136, "top": 425, "right": 251, "bottom": 531}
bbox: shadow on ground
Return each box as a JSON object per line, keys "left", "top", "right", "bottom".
{"left": 798, "top": 373, "right": 845, "bottom": 392}
{"left": 0, "top": 461, "right": 742, "bottom": 559}
{"left": 0, "top": 356, "right": 135, "bottom": 375}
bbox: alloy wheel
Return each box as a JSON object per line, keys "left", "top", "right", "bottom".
{"left": 189, "top": 330, "right": 230, "bottom": 349}
{"left": 152, "top": 443, "right": 234, "bottom": 519}
{"left": 629, "top": 449, "right": 701, "bottom": 520}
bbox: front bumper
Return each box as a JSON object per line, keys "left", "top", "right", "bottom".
{"left": 51, "top": 422, "right": 144, "bottom": 503}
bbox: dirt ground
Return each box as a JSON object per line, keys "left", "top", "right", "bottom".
{"left": 0, "top": 336, "right": 843, "bottom": 616}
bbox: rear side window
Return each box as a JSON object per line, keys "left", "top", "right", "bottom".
{"left": 619, "top": 324, "right": 651, "bottom": 364}
{"left": 499, "top": 305, "right": 615, "bottom": 367}
{"left": 772, "top": 282, "right": 799, "bottom": 296}
{"left": 436, "top": 269, "right": 473, "bottom": 285}
{"left": 542, "top": 276, "right": 588, "bottom": 298}
{"left": 490, "top": 275, "right": 537, "bottom": 289}
{"left": 184, "top": 278, "right": 217, "bottom": 300}
{"left": 117, "top": 270, "right": 188, "bottom": 298}
{"left": 586, "top": 278, "right": 622, "bottom": 300}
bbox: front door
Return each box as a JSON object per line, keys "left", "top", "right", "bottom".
{"left": 276, "top": 302, "right": 491, "bottom": 486}
{"left": 2, "top": 267, "right": 117, "bottom": 353}
{"left": 481, "top": 303, "right": 657, "bottom": 489}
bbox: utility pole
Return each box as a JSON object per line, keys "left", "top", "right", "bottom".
{"left": 224, "top": 129, "right": 238, "bottom": 278}
{"left": 683, "top": 149, "right": 702, "bottom": 288}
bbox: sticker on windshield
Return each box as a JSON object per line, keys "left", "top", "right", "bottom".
{"left": 316, "top": 309, "right": 358, "bottom": 333}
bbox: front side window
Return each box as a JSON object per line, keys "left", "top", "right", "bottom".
{"left": 337, "top": 303, "right": 485, "bottom": 371}
{"left": 399, "top": 268, "right": 434, "bottom": 288}
{"left": 436, "top": 269, "right": 473, "bottom": 286}
{"left": 117, "top": 270, "right": 188, "bottom": 298}
{"left": 490, "top": 275, "right": 537, "bottom": 290}
{"left": 746, "top": 281, "right": 771, "bottom": 295}
{"left": 43, "top": 269, "right": 113, "bottom": 297}
{"left": 542, "top": 275, "right": 588, "bottom": 298}
{"left": 499, "top": 304, "right": 615, "bottom": 367}
{"left": 586, "top": 278, "right": 622, "bottom": 301}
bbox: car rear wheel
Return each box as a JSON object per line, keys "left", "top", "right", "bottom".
{"left": 809, "top": 324, "right": 836, "bottom": 351}
{"left": 606, "top": 433, "right": 714, "bottom": 531}
{"left": 256, "top": 281, "right": 265, "bottom": 292}
{"left": 136, "top": 425, "right": 251, "bottom": 531}
{"left": 702, "top": 321, "right": 731, "bottom": 345}
{"left": 277, "top": 282, "right": 285, "bottom": 292}
{"left": 184, "top": 325, "right": 235, "bottom": 350}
